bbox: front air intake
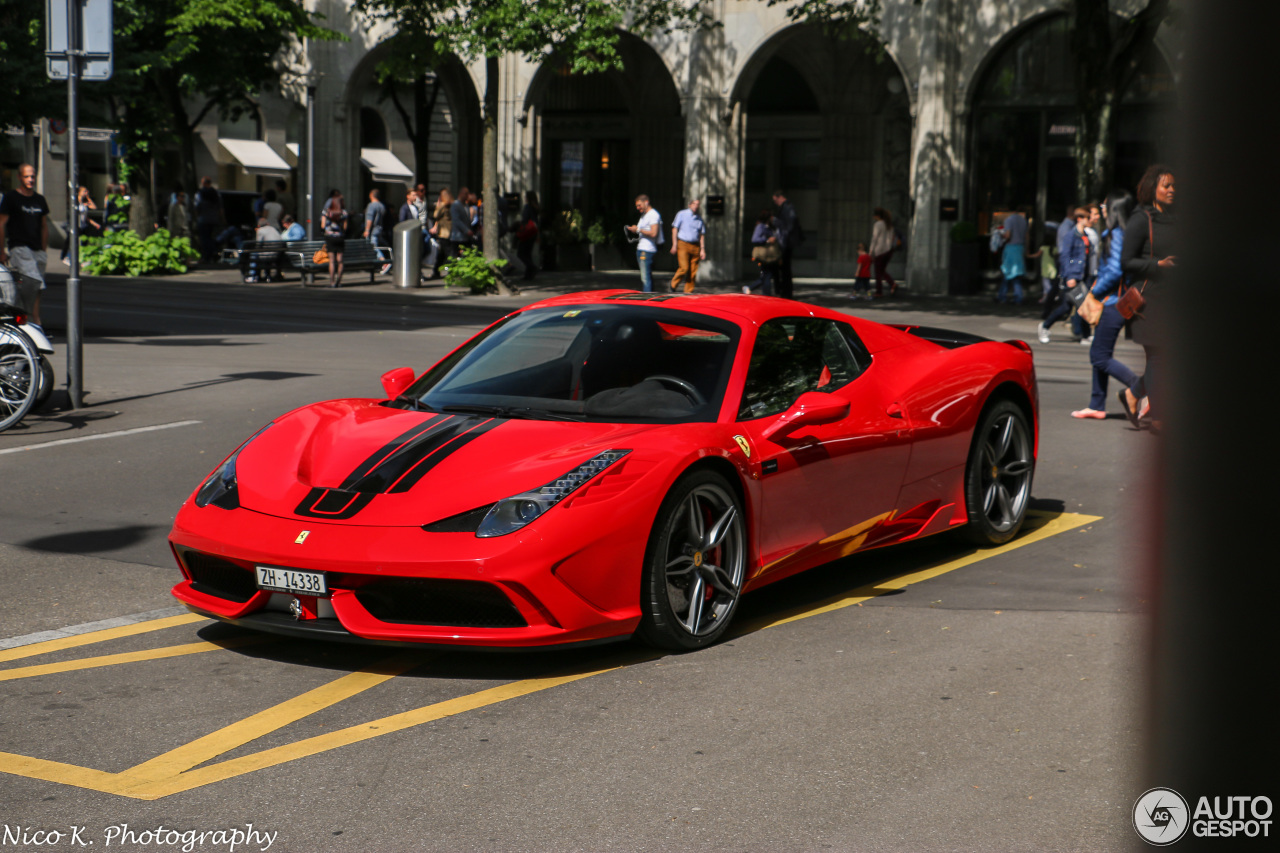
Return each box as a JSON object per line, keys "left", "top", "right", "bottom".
{"left": 354, "top": 578, "right": 526, "bottom": 628}
{"left": 182, "top": 552, "right": 258, "bottom": 602}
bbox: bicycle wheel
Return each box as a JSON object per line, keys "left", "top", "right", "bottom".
{"left": 0, "top": 322, "right": 39, "bottom": 432}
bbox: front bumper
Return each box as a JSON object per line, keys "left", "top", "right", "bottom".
{"left": 169, "top": 502, "right": 649, "bottom": 648}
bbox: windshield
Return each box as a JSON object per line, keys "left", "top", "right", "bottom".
{"left": 394, "top": 305, "right": 741, "bottom": 423}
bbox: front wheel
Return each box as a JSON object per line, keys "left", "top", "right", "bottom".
{"left": 961, "top": 399, "right": 1034, "bottom": 545}
{"left": 637, "top": 470, "right": 747, "bottom": 651}
{"left": 0, "top": 324, "right": 39, "bottom": 432}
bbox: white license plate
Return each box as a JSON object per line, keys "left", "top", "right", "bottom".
{"left": 256, "top": 566, "right": 327, "bottom": 596}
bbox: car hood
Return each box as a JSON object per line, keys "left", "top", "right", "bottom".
{"left": 233, "top": 399, "right": 664, "bottom": 526}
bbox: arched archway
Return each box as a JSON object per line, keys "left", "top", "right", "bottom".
{"left": 342, "top": 37, "right": 483, "bottom": 206}
{"left": 524, "top": 32, "right": 683, "bottom": 267}
{"left": 731, "top": 25, "right": 912, "bottom": 277}
{"left": 967, "top": 11, "right": 1178, "bottom": 233}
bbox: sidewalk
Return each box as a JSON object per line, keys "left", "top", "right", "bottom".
{"left": 121, "top": 260, "right": 1042, "bottom": 319}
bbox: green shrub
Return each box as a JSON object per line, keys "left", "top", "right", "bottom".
{"left": 547, "top": 209, "right": 585, "bottom": 244}
{"left": 80, "top": 228, "right": 198, "bottom": 276}
{"left": 443, "top": 246, "right": 508, "bottom": 294}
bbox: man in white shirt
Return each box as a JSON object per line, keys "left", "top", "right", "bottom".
{"left": 624, "top": 194, "right": 662, "bottom": 292}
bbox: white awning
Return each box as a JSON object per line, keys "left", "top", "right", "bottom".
{"left": 217, "top": 138, "right": 292, "bottom": 178}
{"left": 284, "top": 142, "right": 300, "bottom": 167}
{"left": 360, "top": 147, "right": 414, "bottom": 185}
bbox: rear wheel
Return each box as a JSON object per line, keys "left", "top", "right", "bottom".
{"left": 0, "top": 324, "right": 39, "bottom": 432}
{"left": 962, "top": 399, "right": 1034, "bottom": 545}
{"left": 637, "top": 470, "right": 746, "bottom": 650}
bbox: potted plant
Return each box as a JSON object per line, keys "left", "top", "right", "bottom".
{"left": 587, "top": 214, "right": 631, "bottom": 270}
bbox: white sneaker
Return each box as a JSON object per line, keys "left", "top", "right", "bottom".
{"left": 742, "top": 286, "right": 751, "bottom": 294}
{"left": 1080, "top": 336, "right": 1093, "bottom": 346}
{"left": 1036, "top": 323, "right": 1050, "bottom": 344}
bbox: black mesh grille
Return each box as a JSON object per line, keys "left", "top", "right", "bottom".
{"left": 183, "top": 552, "right": 259, "bottom": 602}
{"left": 355, "top": 578, "right": 526, "bottom": 628}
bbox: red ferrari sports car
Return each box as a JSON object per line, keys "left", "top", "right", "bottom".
{"left": 169, "top": 290, "right": 1037, "bottom": 650}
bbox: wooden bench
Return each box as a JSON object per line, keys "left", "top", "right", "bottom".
{"left": 285, "top": 238, "right": 391, "bottom": 286}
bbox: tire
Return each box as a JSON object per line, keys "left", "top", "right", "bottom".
{"left": 34, "top": 355, "right": 54, "bottom": 410}
{"left": 0, "top": 324, "right": 39, "bottom": 432}
{"left": 637, "top": 469, "right": 747, "bottom": 651}
{"left": 961, "top": 398, "right": 1034, "bottom": 545}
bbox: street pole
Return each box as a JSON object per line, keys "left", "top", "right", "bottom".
{"left": 306, "top": 83, "right": 316, "bottom": 241}
{"left": 66, "top": 0, "right": 83, "bottom": 410}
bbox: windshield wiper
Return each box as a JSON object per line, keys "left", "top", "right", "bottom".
{"left": 439, "top": 404, "right": 582, "bottom": 422}
{"left": 392, "top": 395, "right": 437, "bottom": 412}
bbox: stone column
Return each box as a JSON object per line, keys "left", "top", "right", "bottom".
{"left": 680, "top": 24, "right": 742, "bottom": 283}
{"left": 906, "top": 0, "right": 962, "bottom": 295}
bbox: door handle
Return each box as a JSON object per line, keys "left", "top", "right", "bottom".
{"left": 886, "top": 402, "right": 904, "bottom": 419}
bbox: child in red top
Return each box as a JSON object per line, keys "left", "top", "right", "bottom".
{"left": 853, "top": 244, "right": 873, "bottom": 299}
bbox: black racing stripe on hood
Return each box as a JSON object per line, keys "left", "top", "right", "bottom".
{"left": 385, "top": 417, "right": 504, "bottom": 493}
{"left": 294, "top": 488, "right": 376, "bottom": 520}
{"left": 343, "top": 416, "right": 500, "bottom": 494}
{"left": 339, "top": 415, "right": 443, "bottom": 486}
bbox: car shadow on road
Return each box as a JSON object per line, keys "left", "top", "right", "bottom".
{"left": 189, "top": 503, "right": 1080, "bottom": 684}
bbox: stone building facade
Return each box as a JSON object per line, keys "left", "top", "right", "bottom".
{"left": 109, "top": 0, "right": 1176, "bottom": 291}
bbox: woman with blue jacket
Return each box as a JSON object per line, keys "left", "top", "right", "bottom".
{"left": 1039, "top": 207, "right": 1091, "bottom": 340}
{"left": 1071, "top": 191, "right": 1142, "bottom": 419}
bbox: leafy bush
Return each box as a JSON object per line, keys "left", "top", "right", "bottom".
{"left": 80, "top": 229, "right": 198, "bottom": 276}
{"left": 586, "top": 217, "right": 609, "bottom": 246}
{"left": 547, "top": 209, "right": 585, "bottom": 244}
{"left": 443, "top": 246, "right": 508, "bottom": 294}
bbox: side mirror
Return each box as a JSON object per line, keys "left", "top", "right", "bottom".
{"left": 381, "top": 367, "right": 416, "bottom": 399}
{"left": 762, "top": 391, "right": 850, "bottom": 440}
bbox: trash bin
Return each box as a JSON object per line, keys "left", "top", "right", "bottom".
{"left": 392, "top": 219, "right": 422, "bottom": 288}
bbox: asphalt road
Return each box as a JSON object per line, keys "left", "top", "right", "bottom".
{"left": 0, "top": 270, "right": 1154, "bottom": 852}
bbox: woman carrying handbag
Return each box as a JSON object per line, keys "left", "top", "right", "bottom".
{"left": 1072, "top": 191, "right": 1143, "bottom": 420}
{"left": 1117, "top": 165, "right": 1177, "bottom": 430}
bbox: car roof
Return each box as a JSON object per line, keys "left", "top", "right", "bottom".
{"left": 518, "top": 290, "right": 856, "bottom": 328}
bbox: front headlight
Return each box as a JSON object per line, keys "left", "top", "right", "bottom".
{"left": 474, "top": 449, "right": 631, "bottom": 538}
{"left": 194, "top": 424, "right": 272, "bottom": 510}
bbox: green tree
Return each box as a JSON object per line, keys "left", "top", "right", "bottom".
{"left": 0, "top": 0, "right": 65, "bottom": 136}
{"left": 99, "top": 0, "right": 339, "bottom": 234}
{"left": 354, "top": 0, "right": 716, "bottom": 271}
{"left": 1070, "top": 0, "right": 1172, "bottom": 201}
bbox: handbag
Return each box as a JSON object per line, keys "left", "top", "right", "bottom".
{"left": 312, "top": 247, "right": 329, "bottom": 265}
{"left": 751, "top": 243, "right": 781, "bottom": 264}
{"left": 1064, "top": 281, "right": 1088, "bottom": 311}
{"left": 1116, "top": 214, "right": 1156, "bottom": 320}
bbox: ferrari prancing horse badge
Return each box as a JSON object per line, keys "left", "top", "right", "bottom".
{"left": 733, "top": 435, "right": 751, "bottom": 458}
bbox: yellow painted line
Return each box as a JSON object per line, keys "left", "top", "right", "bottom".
{"left": 0, "top": 613, "right": 209, "bottom": 664}
{"left": 738, "top": 510, "right": 1100, "bottom": 633}
{"left": 121, "top": 653, "right": 426, "bottom": 785}
{"left": 0, "top": 510, "right": 1096, "bottom": 800}
{"left": 0, "top": 636, "right": 269, "bottom": 682}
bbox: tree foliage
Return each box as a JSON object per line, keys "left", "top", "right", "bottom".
{"left": 0, "top": 0, "right": 65, "bottom": 134}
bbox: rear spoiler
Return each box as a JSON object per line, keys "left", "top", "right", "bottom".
{"left": 888, "top": 325, "right": 992, "bottom": 349}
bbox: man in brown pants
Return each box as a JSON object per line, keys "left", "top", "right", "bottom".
{"left": 669, "top": 198, "right": 706, "bottom": 293}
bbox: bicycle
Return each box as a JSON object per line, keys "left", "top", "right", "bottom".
{"left": 0, "top": 301, "right": 40, "bottom": 432}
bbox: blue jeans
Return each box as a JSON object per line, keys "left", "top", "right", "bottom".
{"left": 637, "top": 249, "right": 654, "bottom": 292}
{"left": 1089, "top": 303, "right": 1141, "bottom": 410}
{"left": 996, "top": 275, "right": 1024, "bottom": 304}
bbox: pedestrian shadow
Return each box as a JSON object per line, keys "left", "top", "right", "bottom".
{"left": 92, "top": 370, "right": 318, "bottom": 406}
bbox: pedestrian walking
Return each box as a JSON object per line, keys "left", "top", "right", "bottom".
{"left": 363, "top": 188, "right": 387, "bottom": 247}
{"left": 166, "top": 190, "right": 189, "bottom": 240}
{"left": 852, "top": 243, "right": 872, "bottom": 299}
{"left": 321, "top": 189, "right": 348, "bottom": 288}
{"left": 0, "top": 163, "right": 50, "bottom": 329}
{"left": 449, "top": 187, "right": 475, "bottom": 262}
{"left": 1072, "top": 190, "right": 1143, "bottom": 420}
{"left": 1038, "top": 207, "right": 1092, "bottom": 342}
{"left": 669, "top": 198, "right": 707, "bottom": 293}
{"left": 744, "top": 210, "right": 781, "bottom": 296}
{"left": 193, "top": 177, "right": 223, "bottom": 263}
{"left": 1119, "top": 164, "right": 1177, "bottom": 432}
{"left": 398, "top": 189, "right": 418, "bottom": 224}
{"left": 273, "top": 179, "right": 295, "bottom": 221}
{"left": 625, "top": 194, "right": 662, "bottom": 292}
{"left": 997, "top": 206, "right": 1029, "bottom": 305}
{"left": 771, "top": 190, "right": 803, "bottom": 299}
{"left": 516, "top": 190, "right": 540, "bottom": 281}
{"left": 869, "top": 207, "right": 896, "bottom": 297}
{"left": 62, "top": 185, "right": 101, "bottom": 262}
{"left": 427, "top": 188, "right": 453, "bottom": 278}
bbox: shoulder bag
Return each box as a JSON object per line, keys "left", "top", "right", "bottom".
{"left": 1116, "top": 214, "right": 1155, "bottom": 320}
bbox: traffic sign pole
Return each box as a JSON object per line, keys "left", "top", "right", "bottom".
{"left": 66, "top": 25, "right": 83, "bottom": 409}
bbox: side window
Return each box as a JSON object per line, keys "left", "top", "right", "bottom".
{"left": 737, "top": 318, "right": 868, "bottom": 420}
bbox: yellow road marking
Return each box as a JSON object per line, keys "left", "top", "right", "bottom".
{"left": 0, "top": 636, "right": 270, "bottom": 682}
{"left": 741, "top": 510, "right": 1099, "bottom": 633}
{"left": 0, "top": 613, "right": 208, "bottom": 664}
{"left": 0, "top": 509, "right": 1097, "bottom": 799}
{"left": 122, "top": 653, "right": 426, "bottom": 786}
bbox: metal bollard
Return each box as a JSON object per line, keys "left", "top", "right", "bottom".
{"left": 392, "top": 219, "right": 423, "bottom": 288}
